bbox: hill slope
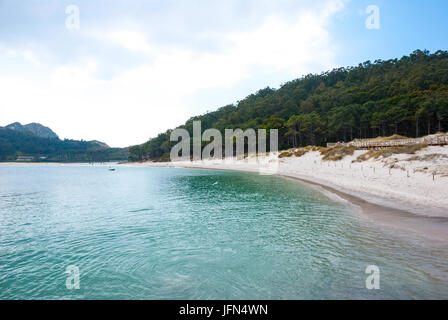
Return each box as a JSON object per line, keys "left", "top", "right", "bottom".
{"left": 5, "top": 122, "right": 59, "bottom": 139}
{"left": 129, "top": 49, "right": 448, "bottom": 161}
{"left": 0, "top": 123, "right": 127, "bottom": 162}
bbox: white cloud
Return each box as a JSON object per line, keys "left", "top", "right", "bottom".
{"left": 104, "top": 31, "right": 152, "bottom": 55}
{"left": 0, "top": 0, "right": 346, "bottom": 147}
{"left": 0, "top": 46, "right": 41, "bottom": 67}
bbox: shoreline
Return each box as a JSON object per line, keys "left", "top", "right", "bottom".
{"left": 172, "top": 164, "right": 448, "bottom": 242}
{"left": 124, "top": 147, "right": 448, "bottom": 241}
{"left": 2, "top": 155, "right": 447, "bottom": 241}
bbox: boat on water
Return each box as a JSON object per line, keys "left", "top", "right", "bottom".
{"left": 108, "top": 167, "right": 115, "bottom": 171}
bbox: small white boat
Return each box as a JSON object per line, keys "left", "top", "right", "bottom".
{"left": 108, "top": 167, "right": 115, "bottom": 171}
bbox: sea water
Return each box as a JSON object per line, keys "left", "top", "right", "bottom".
{"left": 0, "top": 165, "right": 447, "bottom": 299}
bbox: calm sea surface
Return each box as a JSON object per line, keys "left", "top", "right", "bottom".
{"left": 0, "top": 165, "right": 447, "bottom": 299}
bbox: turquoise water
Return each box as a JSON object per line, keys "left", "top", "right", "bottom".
{"left": 0, "top": 165, "right": 447, "bottom": 300}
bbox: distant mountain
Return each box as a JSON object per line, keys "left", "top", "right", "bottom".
{"left": 5, "top": 122, "right": 59, "bottom": 139}
{"left": 4, "top": 122, "right": 28, "bottom": 133}
{"left": 0, "top": 122, "right": 128, "bottom": 162}
{"left": 88, "top": 140, "right": 110, "bottom": 148}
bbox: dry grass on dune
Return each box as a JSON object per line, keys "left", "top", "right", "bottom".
{"left": 355, "top": 144, "right": 428, "bottom": 162}
{"left": 278, "top": 146, "right": 322, "bottom": 158}
{"left": 371, "top": 134, "right": 409, "bottom": 141}
{"left": 278, "top": 134, "right": 433, "bottom": 162}
{"left": 278, "top": 150, "right": 294, "bottom": 158}
{"left": 320, "top": 145, "right": 356, "bottom": 161}
{"left": 279, "top": 144, "right": 356, "bottom": 161}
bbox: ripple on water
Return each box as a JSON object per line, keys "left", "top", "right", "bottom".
{"left": 0, "top": 166, "right": 448, "bottom": 299}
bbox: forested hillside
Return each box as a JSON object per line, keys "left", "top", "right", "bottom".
{"left": 130, "top": 50, "right": 448, "bottom": 161}
{"left": 0, "top": 125, "right": 128, "bottom": 162}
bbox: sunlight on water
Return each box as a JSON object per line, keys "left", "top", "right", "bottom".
{"left": 0, "top": 165, "right": 447, "bottom": 299}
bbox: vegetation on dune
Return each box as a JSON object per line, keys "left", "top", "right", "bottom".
{"left": 320, "top": 146, "right": 356, "bottom": 161}
{"left": 355, "top": 144, "right": 428, "bottom": 162}
{"left": 130, "top": 50, "right": 448, "bottom": 161}
{"left": 279, "top": 146, "right": 322, "bottom": 158}
{"left": 279, "top": 144, "right": 357, "bottom": 162}
{"left": 371, "top": 134, "right": 409, "bottom": 141}
{"left": 276, "top": 136, "right": 433, "bottom": 163}
{"left": 277, "top": 135, "right": 432, "bottom": 162}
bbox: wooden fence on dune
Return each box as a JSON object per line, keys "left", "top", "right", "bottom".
{"left": 348, "top": 135, "right": 448, "bottom": 148}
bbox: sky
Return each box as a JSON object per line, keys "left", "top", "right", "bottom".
{"left": 0, "top": 0, "right": 447, "bottom": 147}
